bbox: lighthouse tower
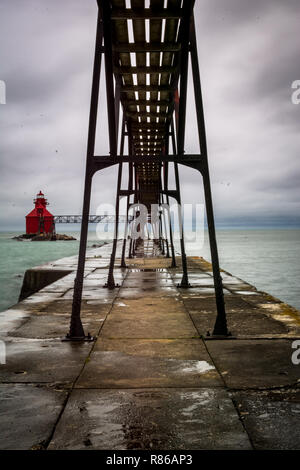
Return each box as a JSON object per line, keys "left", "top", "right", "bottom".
{"left": 26, "top": 191, "right": 55, "bottom": 235}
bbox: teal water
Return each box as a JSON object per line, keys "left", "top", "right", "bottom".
{"left": 0, "top": 229, "right": 299, "bottom": 312}
{"left": 183, "top": 228, "right": 300, "bottom": 310}
{"left": 0, "top": 231, "right": 103, "bottom": 312}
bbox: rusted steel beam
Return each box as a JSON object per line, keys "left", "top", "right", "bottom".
{"left": 70, "top": 0, "right": 228, "bottom": 340}
{"left": 102, "top": 1, "right": 118, "bottom": 156}
{"left": 67, "top": 12, "right": 104, "bottom": 341}
{"left": 93, "top": 154, "right": 203, "bottom": 165}
{"left": 189, "top": 15, "right": 228, "bottom": 336}
{"left": 177, "top": 0, "right": 194, "bottom": 156}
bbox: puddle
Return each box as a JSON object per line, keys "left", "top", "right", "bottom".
{"left": 181, "top": 360, "right": 215, "bottom": 374}
{"left": 236, "top": 291, "right": 259, "bottom": 296}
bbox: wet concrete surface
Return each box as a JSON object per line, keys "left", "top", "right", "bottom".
{"left": 206, "top": 339, "right": 300, "bottom": 389}
{"left": 183, "top": 295, "right": 254, "bottom": 313}
{"left": 0, "top": 339, "right": 92, "bottom": 385}
{"left": 231, "top": 388, "right": 300, "bottom": 450}
{"left": 191, "top": 310, "right": 289, "bottom": 337}
{"left": 118, "top": 286, "right": 180, "bottom": 299}
{"left": 9, "top": 313, "right": 105, "bottom": 339}
{"left": 0, "top": 384, "right": 68, "bottom": 450}
{"left": 100, "top": 309, "right": 197, "bottom": 339}
{"left": 0, "top": 241, "right": 300, "bottom": 449}
{"left": 76, "top": 349, "right": 221, "bottom": 389}
{"left": 49, "top": 388, "right": 251, "bottom": 450}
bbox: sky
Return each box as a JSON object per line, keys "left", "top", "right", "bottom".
{"left": 0, "top": 0, "right": 299, "bottom": 230}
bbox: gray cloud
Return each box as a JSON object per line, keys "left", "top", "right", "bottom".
{"left": 0, "top": 0, "right": 299, "bottom": 230}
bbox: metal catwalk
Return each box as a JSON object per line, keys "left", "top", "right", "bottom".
{"left": 66, "top": 0, "right": 229, "bottom": 340}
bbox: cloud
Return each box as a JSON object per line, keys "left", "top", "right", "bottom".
{"left": 0, "top": 0, "right": 299, "bottom": 230}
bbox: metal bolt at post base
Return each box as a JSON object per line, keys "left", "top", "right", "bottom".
{"left": 63, "top": 332, "right": 95, "bottom": 342}
{"left": 104, "top": 280, "right": 118, "bottom": 289}
{"left": 178, "top": 278, "right": 191, "bottom": 288}
{"left": 204, "top": 333, "right": 234, "bottom": 340}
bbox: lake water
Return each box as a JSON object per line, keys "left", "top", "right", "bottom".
{"left": 183, "top": 228, "right": 300, "bottom": 310}
{"left": 0, "top": 231, "right": 102, "bottom": 312}
{"left": 0, "top": 228, "right": 299, "bottom": 312}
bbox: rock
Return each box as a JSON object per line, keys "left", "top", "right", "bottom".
{"left": 30, "top": 234, "right": 49, "bottom": 241}
{"left": 55, "top": 234, "right": 77, "bottom": 241}
{"left": 12, "top": 234, "right": 33, "bottom": 241}
{"left": 12, "top": 236, "right": 24, "bottom": 241}
{"left": 13, "top": 233, "right": 77, "bottom": 241}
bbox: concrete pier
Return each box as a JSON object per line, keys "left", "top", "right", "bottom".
{"left": 0, "top": 241, "right": 300, "bottom": 450}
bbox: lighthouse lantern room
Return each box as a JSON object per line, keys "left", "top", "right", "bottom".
{"left": 26, "top": 191, "right": 55, "bottom": 235}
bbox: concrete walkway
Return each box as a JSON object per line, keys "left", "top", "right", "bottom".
{"left": 0, "top": 241, "right": 300, "bottom": 450}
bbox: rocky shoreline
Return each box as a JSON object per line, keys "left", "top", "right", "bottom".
{"left": 12, "top": 233, "right": 77, "bottom": 242}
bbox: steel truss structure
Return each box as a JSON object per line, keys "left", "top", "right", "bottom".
{"left": 66, "top": 0, "right": 229, "bottom": 340}
{"left": 54, "top": 215, "right": 130, "bottom": 224}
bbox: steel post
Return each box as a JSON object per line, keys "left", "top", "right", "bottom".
{"left": 190, "top": 16, "right": 228, "bottom": 336}
{"left": 66, "top": 13, "right": 103, "bottom": 341}
{"left": 171, "top": 118, "right": 190, "bottom": 287}
{"left": 105, "top": 114, "right": 125, "bottom": 288}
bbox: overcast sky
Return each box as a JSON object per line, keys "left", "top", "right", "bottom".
{"left": 0, "top": 0, "right": 299, "bottom": 230}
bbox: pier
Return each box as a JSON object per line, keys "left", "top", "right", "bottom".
{"left": 0, "top": 242, "right": 299, "bottom": 450}
{"left": 1, "top": 0, "right": 299, "bottom": 451}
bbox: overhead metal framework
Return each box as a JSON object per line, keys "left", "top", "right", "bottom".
{"left": 54, "top": 215, "right": 131, "bottom": 224}
{"left": 66, "top": 0, "right": 229, "bottom": 341}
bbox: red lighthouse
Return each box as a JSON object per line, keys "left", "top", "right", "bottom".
{"left": 26, "top": 191, "right": 55, "bottom": 235}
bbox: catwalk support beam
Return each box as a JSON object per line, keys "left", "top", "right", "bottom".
{"left": 67, "top": 0, "right": 229, "bottom": 340}
{"left": 66, "top": 13, "right": 103, "bottom": 340}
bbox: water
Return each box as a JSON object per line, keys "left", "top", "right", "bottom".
{"left": 0, "top": 231, "right": 104, "bottom": 312}
{"left": 183, "top": 228, "right": 300, "bottom": 310}
{"left": 0, "top": 229, "right": 299, "bottom": 312}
